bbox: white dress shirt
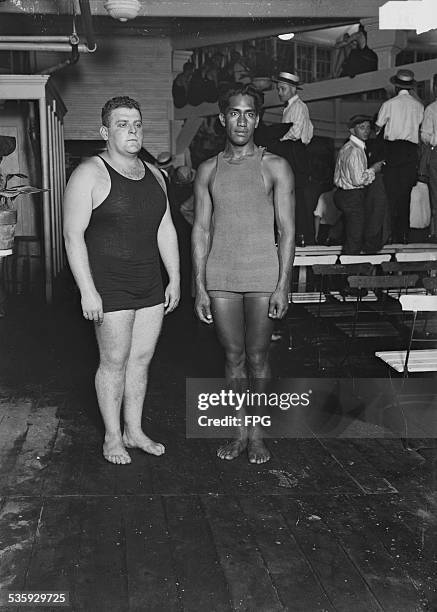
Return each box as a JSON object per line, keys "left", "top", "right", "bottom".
{"left": 334, "top": 135, "right": 375, "bottom": 190}
{"left": 421, "top": 100, "right": 437, "bottom": 147}
{"left": 376, "top": 90, "right": 424, "bottom": 144}
{"left": 280, "top": 94, "right": 314, "bottom": 145}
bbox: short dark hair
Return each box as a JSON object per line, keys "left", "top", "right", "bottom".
{"left": 101, "top": 96, "right": 142, "bottom": 127}
{"left": 218, "top": 83, "right": 264, "bottom": 116}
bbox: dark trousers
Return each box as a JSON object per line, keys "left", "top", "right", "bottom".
{"left": 362, "top": 174, "right": 390, "bottom": 252}
{"left": 383, "top": 140, "right": 418, "bottom": 242}
{"left": 334, "top": 188, "right": 366, "bottom": 254}
{"left": 269, "top": 139, "right": 311, "bottom": 242}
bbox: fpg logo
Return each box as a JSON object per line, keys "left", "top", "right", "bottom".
{"left": 380, "top": 0, "right": 437, "bottom": 34}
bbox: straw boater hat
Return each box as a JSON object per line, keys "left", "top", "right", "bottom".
{"left": 390, "top": 69, "right": 416, "bottom": 88}
{"left": 273, "top": 71, "right": 303, "bottom": 90}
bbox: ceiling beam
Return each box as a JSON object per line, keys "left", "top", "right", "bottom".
{"left": 0, "top": 0, "right": 386, "bottom": 18}
{"left": 172, "top": 21, "right": 353, "bottom": 49}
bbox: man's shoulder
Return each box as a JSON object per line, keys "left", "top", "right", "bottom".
{"left": 262, "top": 150, "right": 293, "bottom": 178}
{"left": 339, "top": 139, "right": 354, "bottom": 153}
{"left": 425, "top": 99, "right": 437, "bottom": 113}
{"left": 68, "top": 155, "right": 104, "bottom": 184}
{"left": 197, "top": 155, "right": 217, "bottom": 176}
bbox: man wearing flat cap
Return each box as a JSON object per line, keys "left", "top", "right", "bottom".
{"left": 275, "top": 71, "right": 313, "bottom": 242}
{"left": 375, "top": 69, "right": 424, "bottom": 243}
{"left": 334, "top": 115, "right": 384, "bottom": 254}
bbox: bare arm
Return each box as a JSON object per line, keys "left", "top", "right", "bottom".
{"left": 63, "top": 161, "right": 103, "bottom": 324}
{"left": 157, "top": 202, "right": 180, "bottom": 314}
{"left": 192, "top": 159, "right": 214, "bottom": 323}
{"left": 149, "top": 163, "right": 180, "bottom": 314}
{"left": 269, "top": 156, "right": 295, "bottom": 319}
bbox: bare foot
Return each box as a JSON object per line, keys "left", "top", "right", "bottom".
{"left": 217, "top": 438, "right": 247, "bottom": 460}
{"left": 122, "top": 430, "right": 165, "bottom": 456}
{"left": 248, "top": 438, "right": 271, "bottom": 464}
{"left": 103, "top": 433, "right": 131, "bottom": 465}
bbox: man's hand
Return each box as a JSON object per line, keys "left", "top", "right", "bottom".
{"left": 268, "top": 288, "right": 289, "bottom": 319}
{"left": 370, "top": 161, "right": 385, "bottom": 174}
{"left": 195, "top": 288, "right": 213, "bottom": 324}
{"left": 81, "top": 290, "right": 103, "bottom": 325}
{"left": 164, "top": 281, "right": 180, "bottom": 314}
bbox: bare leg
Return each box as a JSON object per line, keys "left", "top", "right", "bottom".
{"left": 94, "top": 310, "right": 135, "bottom": 465}
{"left": 244, "top": 296, "right": 275, "bottom": 464}
{"left": 122, "top": 303, "right": 165, "bottom": 456}
{"left": 210, "top": 297, "right": 248, "bottom": 460}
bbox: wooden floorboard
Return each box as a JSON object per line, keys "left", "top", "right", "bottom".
{"left": 317, "top": 438, "right": 399, "bottom": 495}
{"left": 165, "top": 495, "right": 231, "bottom": 612}
{"left": 122, "top": 496, "right": 180, "bottom": 612}
{"left": 307, "top": 495, "right": 426, "bottom": 611}
{"left": 273, "top": 439, "right": 363, "bottom": 495}
{"left": 4, "top": 405, "right": 59, "bottom": 496}
{"left": 364, "top": 493, "right": 437, "bottom": 608}
{"left": 68, "top": 497, "right": 129, "bottom": 612}
{"left": 273, "top": 496, "right": 382, "bottom": 611}
{"left": 0, "top": 497, "right": 41, "bottom": 593}
{"left": 0, "top": 400, "right": 33, "bottom": 491}
{"left": 202, "top": 494, "right": 284, "bottom": 611}
{"left": 238, "top": 495, "right": 335, "bottom": 611}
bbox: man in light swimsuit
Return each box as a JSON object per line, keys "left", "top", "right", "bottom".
{"left": 192, "top": 83, "right": 295, "bottom": 464}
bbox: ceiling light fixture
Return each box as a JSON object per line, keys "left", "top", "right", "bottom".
{"left": 104, "top": 0, "right": 141, "bottom": 22}
{"left": 278, "top": 33, "right": 295, "bottom": 41}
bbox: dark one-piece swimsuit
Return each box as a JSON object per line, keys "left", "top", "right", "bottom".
{"left": 85, "top": 156, "right": 166, "bottom": 312}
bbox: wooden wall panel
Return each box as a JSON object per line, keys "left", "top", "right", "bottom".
{"left": 36, "top": 36, "right": 172, "bottom": 156}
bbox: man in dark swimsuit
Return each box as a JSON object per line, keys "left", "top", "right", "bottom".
{"left": 192, "top": 84, "right": 295, "bottom": 464}
{"left": 64, "top": 97, "right": 180, "bottom": 465}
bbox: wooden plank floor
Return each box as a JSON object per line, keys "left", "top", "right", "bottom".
{"left": 0, "top": 298, "right": 436, "bottom": 611}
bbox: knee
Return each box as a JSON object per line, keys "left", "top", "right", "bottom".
{"left": 99, "top": 350, "right": 129, "bottom": 373}
{"left": 246, "top": 349, "right": 268, "bottom": 373}
{"left": 224, "top": 347, "right": 246, "bottom": 370}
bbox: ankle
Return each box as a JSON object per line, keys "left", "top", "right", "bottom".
{"left": 104, "top": 430, "right": 122, "bottom": 441}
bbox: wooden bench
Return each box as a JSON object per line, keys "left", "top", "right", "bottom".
{"left": 291, "top": 254, "right": 338, "bottom": 301}
{"left": 375, "top": 294, "right": 437, "bottom": 374}
{"left": 339, "top": 254, "right": 392, "bottom": 265}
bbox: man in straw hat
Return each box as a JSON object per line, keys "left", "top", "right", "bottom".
{"left": 375, "top": 69, "right": 424, "bottom": 243}
{"left": 274, "top": 71, "right": 314, "bottom": 243}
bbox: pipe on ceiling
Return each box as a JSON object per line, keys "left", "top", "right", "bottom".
{"left": 37, "top": 43, "right": 80, "bottom": 75}
{"left": 78, "top": 0, "right": 96, "bottom": 51}
{"left": 0, "top": 42, "right": 95, "bottom": 52}
{"left": 0, "top": 36, "right": 72, "bottom": 43}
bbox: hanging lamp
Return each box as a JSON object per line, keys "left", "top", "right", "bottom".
{"left": 104, "top": 0, "right": 141, "bottom": 22}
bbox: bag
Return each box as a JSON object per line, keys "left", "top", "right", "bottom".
{"left": 409, "top": 181, "right": 431, "bottom": 229}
